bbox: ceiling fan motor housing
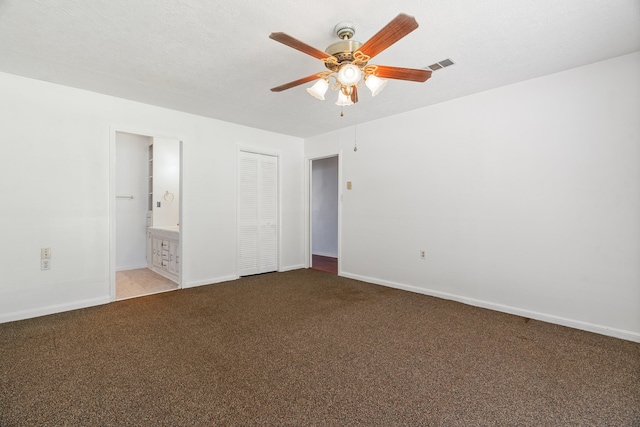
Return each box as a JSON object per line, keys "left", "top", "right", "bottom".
{"left": 324, "top": 40, "right": 363, "bottom": 70}
{"left": 334, "top": 21, "right": 356, "bottom": 39}
{"left": 324, "top": 21, "right": 365, "bottom": 72}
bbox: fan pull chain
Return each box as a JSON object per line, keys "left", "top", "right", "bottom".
{"left": 353, "top": 125, "right": 358, "bottom": 152}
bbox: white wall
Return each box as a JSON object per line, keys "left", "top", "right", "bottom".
{"left": 2, "top": 51, "right": 637, "bottom": 343}
{"left": 115, "top": 132, "right": 151, "bottom": 270}
{"left": 312, "top": 156, "right": 338, "bottom": 257}
{"left": 306, "top": 52, "right": 640, "bottom": 342}
{"left": 0, "top": 71, "right": 304, "bottom": 322}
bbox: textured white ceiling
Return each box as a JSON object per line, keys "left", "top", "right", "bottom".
{"left": 0, "top": 0, "right": 638, "bottom": 137}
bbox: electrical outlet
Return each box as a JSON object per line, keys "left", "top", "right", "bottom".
{"left": 420, "top": 250, "right": 426, "bottom": 260}
{"left": 41, "top": 248, "right": 51, "bottom": 259}
{"left": 41, "top": 259, "right": 51, "bottom": 270}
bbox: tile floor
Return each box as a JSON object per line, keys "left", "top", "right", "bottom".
{"left": 116, "top": 268, "right": 178, "bottom": 300}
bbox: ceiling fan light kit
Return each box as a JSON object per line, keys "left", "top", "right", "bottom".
{"left": 365, "top": 74, "right": 387, "bottom": 97}
{"left": 336, "top": 90, "right": 354, "bottom": 107}
{"left": 269, "top": 13, "right": 432, "bottom": 115}
{"left": 306, "top": 79, "right": 329, "bottom": 100}
{"left": 337, "top": 63, "right": 362, "bottom": 86}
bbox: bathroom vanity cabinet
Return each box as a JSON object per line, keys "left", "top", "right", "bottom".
{"left": 147, "top": 226, "right": 180, "bottom": 283}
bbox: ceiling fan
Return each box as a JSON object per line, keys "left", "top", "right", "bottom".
{"left": 269, "top": 13, "right": 432, "bottom": 110}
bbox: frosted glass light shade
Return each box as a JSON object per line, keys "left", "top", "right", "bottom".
{"left": 365, "top": 75, "right": 388, "bottom": 97}
{"left": 337, "top": 64, "right": 362, "bottom": 86}
{"left": 335, "top": 90, "right": 353, "bottom": 106}
{"left": 306, "top": 79, "right": 329, "bottom": 100}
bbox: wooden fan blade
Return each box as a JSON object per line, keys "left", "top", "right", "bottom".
{"left": 269, "top": 32, "right": 332, "bottom": 60}
{"left": 373, "top": 65, "right": 432, "bottom": 82}
{"left": 358, "top": 13, "right": 419, "bottom": 59}
{"left": 350, "top": 86, "right": 359, "bottom": 104}
{"left": 270, "top": 74, "right": 322, "bottom": 92}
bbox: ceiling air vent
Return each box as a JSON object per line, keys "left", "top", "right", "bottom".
{"left": 427, "top": 58, "right": 455, "bottom": 71}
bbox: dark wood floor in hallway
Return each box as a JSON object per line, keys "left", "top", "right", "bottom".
{"left": 311, "top": 254, "right": 337, "bottom": 274}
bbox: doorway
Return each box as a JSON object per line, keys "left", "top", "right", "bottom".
{"left": 113, "top": 131, "right": 182, "bottom": 300}
{"left": 310, "top": 156, "right": 339, "bottom": 274}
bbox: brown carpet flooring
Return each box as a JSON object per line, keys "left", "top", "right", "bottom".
{"left": 1, "top": 269, "right": 638, "bottom": 426}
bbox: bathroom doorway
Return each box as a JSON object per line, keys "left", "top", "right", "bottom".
{"left": 112, "top": 131, "right": 182, "bottom": 300}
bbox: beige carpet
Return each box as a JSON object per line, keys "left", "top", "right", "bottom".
{"left": 1, "top": 269, "right": 638, "bottom": 426}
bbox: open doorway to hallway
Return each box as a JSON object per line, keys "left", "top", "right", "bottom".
{"left": 310, "top": 156, "right": 339, "bottom": 275}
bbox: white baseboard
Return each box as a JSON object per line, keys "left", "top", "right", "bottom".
{"left": 183, "top": 275, "right": 238, "bottom": 289}
{"left": 341, "top": 272, "right": 640, "bottom": 343}
{"left": 0, "top": 296, "right": 111, "bottom": 324}
{"left": 116, "top": 264, "right": 148, "bottom": 272}
{"left": 311, "top": 252, "right": 337, "bottom": 258}
{"left": 280, "top": 264, "right": 305, "bottom": 272}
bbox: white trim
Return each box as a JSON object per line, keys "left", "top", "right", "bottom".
{"left": 305, "top": 152, "right": 342, "bottom": 273}
{"left": 109, "top": 126, "right": 186, "bottom": 302}
{"left": 311, "top": 251, "right": 338, "bottom": 258}
{"left": 184, "top": 275, "right": 238, "bottom": 288}
{"left": 178, "top": 140, "right": 184, "bottom": 288}
{"left": 115, "top": 288, "right": 179, "bottom": 301}
{"left": 236, "top": 144, "right": 281, "bottom": 158}
{"left": 305, "top": 159, "right": 311, "bottom": 269}
{"left": 109, "top": 126, "right": 117, "bottom": 301}
{"left": 116, "top": 264, "right": 148, "bottom": 272}
{"left": 108, "top": 124, "right": 186, "bottom": 141}
{"left": 0, "top": 296, "right": 111, "bottom": 324}
{"left": 341, "top": 271, "right": 640, "bottom": 343}
{"left": 280, "top": 264, "right": 306, "bottom": 272}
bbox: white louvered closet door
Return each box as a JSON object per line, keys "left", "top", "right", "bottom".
{"left": 238, "top": 151, "right": 278, "bottom": 276}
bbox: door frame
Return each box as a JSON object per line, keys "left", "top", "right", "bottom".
{"left": 305, "top": 151, "right": 342, "bottom": 274}
{"left": 109, "top": 125, "right": 185, "bottom": 301}
{"left": 236, "top": 145, "right": 282, "bottom": 277}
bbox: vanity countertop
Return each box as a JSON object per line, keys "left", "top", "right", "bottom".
{"left": 149, "top": 225, "right": 179, "bottom": 232}
{"left": 148, "top": 226, "right": 179, "bottom": 239}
